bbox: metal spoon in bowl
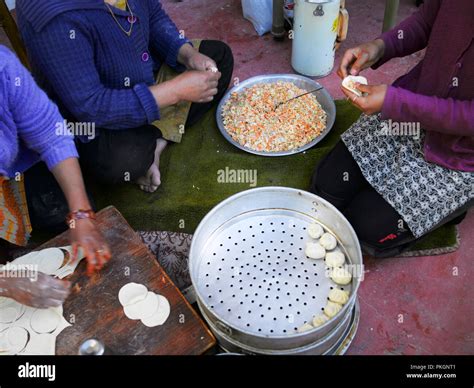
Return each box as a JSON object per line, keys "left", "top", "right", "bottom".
{"left": 273, "top": 85, "right": 324, "bottom": 111}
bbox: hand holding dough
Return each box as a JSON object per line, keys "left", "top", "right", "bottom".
{"left": 305, "top": 242, "right": 326, "bottom": 260}
{"left": 342, "top": 75, "right": 368, "bottom": 97}
{"left": 325, "top": 251, "right": 345, "bottom": 268}
{"left": 319, "top": 233, "right": 337, "bottom": 250}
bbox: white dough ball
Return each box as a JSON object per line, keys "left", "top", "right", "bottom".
{"left": 330, "top": 267, "right": 352, "bottom": 286}
{"left": 325, "top": 251, "right": 345, "bottom": 268}
{"left": 319, "top": 233, "right": 337, "bottom": 250}
{"left": 297, "top": 322, "right": 313, "bottom": 333}
{"left": 305, "top": 242, "right": 326, "bottom": 260}
{"left": 324, "top": 301, "right": 342, "bottom": 318}
{"left": 328, "top": 289, "right": 349, "bottom": 305}
{"left": 312, "top": 314, "right": 329, "bottom": 327}
{"left": 308, "top": 223, "right": 324, "bottom": 239}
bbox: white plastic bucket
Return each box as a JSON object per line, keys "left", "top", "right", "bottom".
{"left": 291, "top": 0, "right": 341, "bottom": 77}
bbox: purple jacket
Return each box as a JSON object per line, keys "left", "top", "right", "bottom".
{"left": 374, "top": 0, "right": 474, "bottom": 172}
{"left": 0, "top": 46, "right": 78, "bottom": 178}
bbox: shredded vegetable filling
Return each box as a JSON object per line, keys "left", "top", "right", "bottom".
{"left": 222, "top": 82, "right": 327, "bottom": 152}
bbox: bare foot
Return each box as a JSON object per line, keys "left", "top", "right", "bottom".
{"left": 136, "top": 138, "right": 167, "bottom": 193}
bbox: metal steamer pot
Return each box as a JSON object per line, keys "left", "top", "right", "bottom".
{"left": 189, "top": 187, "right": 363, "bottom": 354}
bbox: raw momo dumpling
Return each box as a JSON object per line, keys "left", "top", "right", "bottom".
{"left": 324, "top": 301, "right": 342, "bottom": 318}
{"left": 312, "top": 314, "right": 329, "bottom": 327}
{"left": 305, "top": 242, "right": 326, "bottom": 260}
{"left": 308, "top": 223, "right": 324, "bottom": 239}
{"left": 330, "top": 267, "right": 352, "bottom": 286}
{"left": 342, "top": 75, "right": 368, "bottom": 97}
{"left": 319, "top": 233, "right": 337, "bottom": 250}
{"left": 297, "top": 323, "right": 314, "bottom": 333}
{"left": 325, "top": 251, "right": 345, "bottom": 268}
{"left": 328, "top": 289, "right": 349, "bottom": 305}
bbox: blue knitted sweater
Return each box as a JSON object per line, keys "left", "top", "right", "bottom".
{"left": 17, "top": 0, "right": 191, "bottom": 141}
{"left": 0, "top": 45, "right": 77, "bottom": 177}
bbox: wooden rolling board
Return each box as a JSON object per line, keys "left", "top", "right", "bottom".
{"left": 39, "top": 206, "right": 215, "bottom": 355}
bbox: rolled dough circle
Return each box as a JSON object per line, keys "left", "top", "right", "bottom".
{"left": 22, "top": 333, "right": 56, "bottom": 355}
{"left": 118, "top": 283, "right": 148, "bottom": 307}
{"left": 6, "top": 326, "right": 29, "bottom": 353}
{"left": 123, "top": 291, "right": 159, "bottom": 320}
{"left": 0, "top": 329, "right": 8, "bottom": 352}
{"left": 36, "top": 248, "right": 65, "bottom": 275}
{"left": 30, "top": 308, "right": 62, "bottom": 334}
{"left": 11, "top": 251, "right": 41, "bottom": 266}
{"left": 141, "top": 295, "right": 171, "bottom": 327}
{"left": 0, "top": 299, "right": 24, "bottom": 323}
{"left": 0, "top": 308, "right": 18, "bottom": 324}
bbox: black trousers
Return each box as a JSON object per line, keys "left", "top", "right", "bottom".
{"left": 310, "top": 141, "right": 468, "bottom": 258}
{"left": 78, "top": 40, "right": 234, "bottom": 185}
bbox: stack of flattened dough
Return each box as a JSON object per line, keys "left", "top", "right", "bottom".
{"left": 0, "top": 300, "right": 71, "bottom": 355}
{"left": 119, "top": 283, "right": 170, "bottom": 328}
{"left": 0, "top": 246, "right": 85, "bottom": 355}
{"left": 10, "top": 246, "right": 85, "bottom": 279}
{"left": 297, "top": 223, "right": 352, "bottom": 333}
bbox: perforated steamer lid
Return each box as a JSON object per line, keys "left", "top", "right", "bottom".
{"left": 194, "top": 209, "right": 352, "bottom": 337}
{"left": 190, "top": 187, "right": 363, "bottom": 348}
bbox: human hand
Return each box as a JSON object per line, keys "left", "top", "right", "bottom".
{"left": 187, "top": 51, "right": 217, "bottom": 72}
{"left": 1, "top": 273, "right": 71, "bottom": 309}
{"left": 338, "top": 39, "right": 385, "bottom": 79}
{"left": 70, "top": 218, "right": 111, "bottom": 275}
{"left": 173, "top": 70, "right": 221, "bottom": 103}
{"left": 341, "top": 83, "right": 388, "bottom": 115}
{"left": 178, "top": 43, "right": 217, "bottom": 72}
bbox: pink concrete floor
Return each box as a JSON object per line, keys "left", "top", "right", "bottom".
{"left": 161, "top": 0, "right": 474, "bottom": 355}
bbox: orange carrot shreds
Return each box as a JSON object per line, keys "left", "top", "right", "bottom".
{"left": 222, "top": 82, "right": 327, "bottom": 153}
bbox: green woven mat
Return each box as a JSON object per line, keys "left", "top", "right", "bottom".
{"left": 91, "top": 100, "right": 458, "bottom": 254}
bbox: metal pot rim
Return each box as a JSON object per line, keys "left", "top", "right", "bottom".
{"left": 216, "top": 74, "right": 336, "bottom": 157}
{"left": 190, "top": 187, "right": 363, "bottom": 340}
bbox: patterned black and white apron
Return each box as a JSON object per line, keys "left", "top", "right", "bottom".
{"left": 341, "top": 114, "right": 474, "bottom": 238}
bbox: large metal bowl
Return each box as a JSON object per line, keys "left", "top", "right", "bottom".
{"left": 216, "top": 74, "right": 336, "bottom": 157}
